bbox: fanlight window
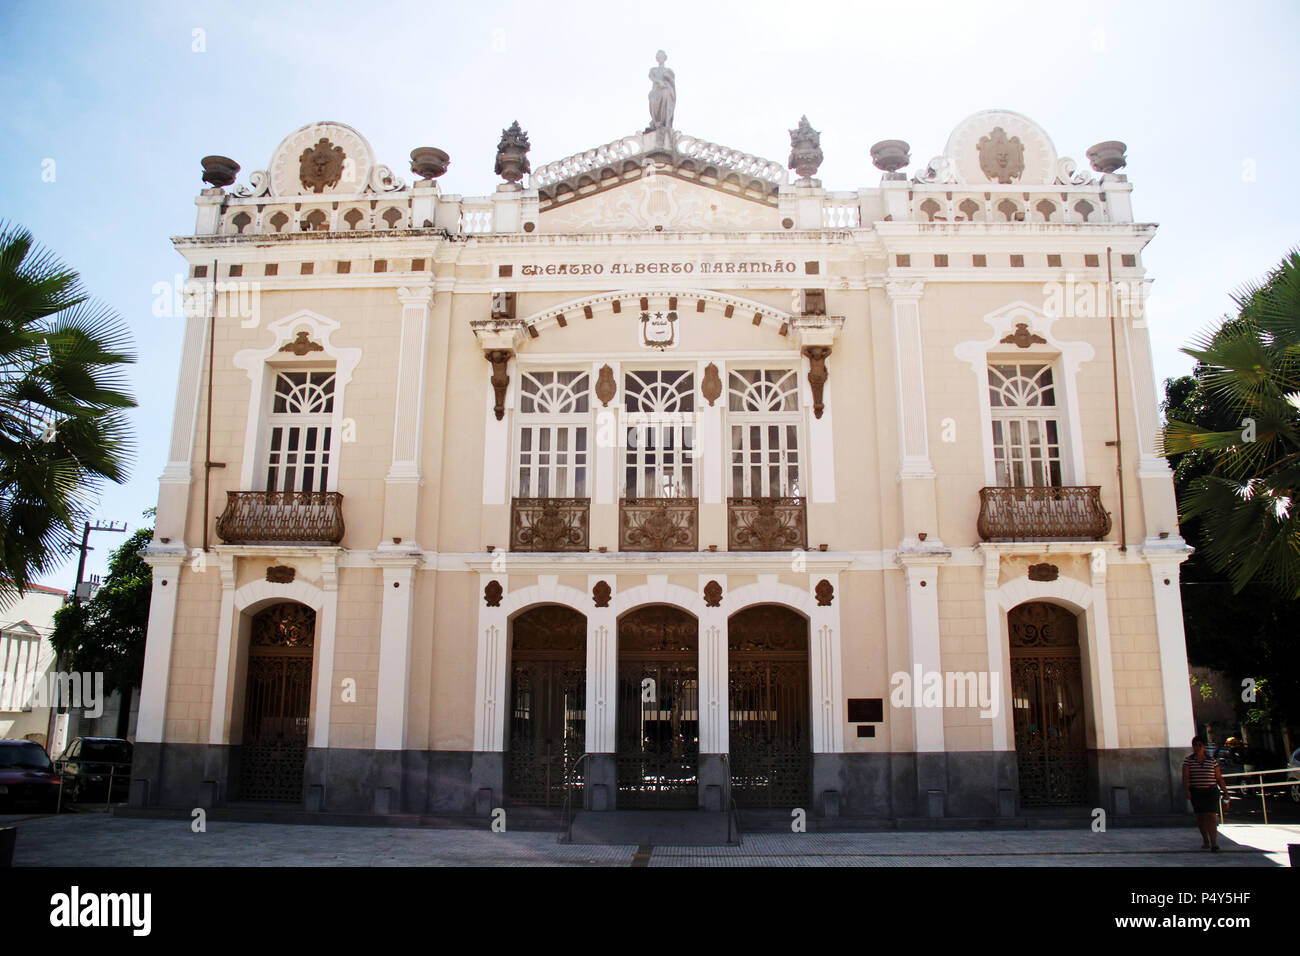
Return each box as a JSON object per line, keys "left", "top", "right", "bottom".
{"left": 265, "top": 369, "right": 335, "bottom": 493}
{"left": 516, "top": 369, "right": 589, "bottom": 497}
{"left": 624, "top": 369, "right": 695, "bottom": 497}
{"left": 988, "top": 363, "right": 1062, "bottom": 487}
{"left": 727, "top": 369, "right": 801, "bottom": 497}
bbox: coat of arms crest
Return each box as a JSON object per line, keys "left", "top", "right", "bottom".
{"left": 299, "top": 137, "right": 346, "bottom": 193}
{"left": 977, "top": 127, "right": 1025, "bottom": 184}
{"left": 640, "top": 310, "right": 677, "bottom": 349}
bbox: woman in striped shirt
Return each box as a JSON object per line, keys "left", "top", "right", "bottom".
{"left": 1183, "top": 736, "right": 1230, "bottom": 851}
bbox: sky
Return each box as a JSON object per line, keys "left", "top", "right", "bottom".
{"left": 1, "top": 0, "right": 1297, "bottom": 589}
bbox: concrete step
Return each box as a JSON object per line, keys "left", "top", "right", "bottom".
{"left": 563, "top": 810, "right": 737, "bottom": 846}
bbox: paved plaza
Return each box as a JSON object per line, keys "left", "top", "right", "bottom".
{"left": 3, "top": 812, "right": 1295, "bottom": 867}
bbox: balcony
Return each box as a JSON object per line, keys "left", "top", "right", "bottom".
{"left": 728, "top": 497, "right": 807, "bottom": 551}
{"left": 619, "top": 498, "right": 699, "bottom": 552}
{"left": 977, "top": 486, "right": 1111, "bottom": 542}
{"left": 510, "top": 498, "right": 590, "bottom": 552}
{"left": 215, "top": 491, "right": 345, "bottom": 545}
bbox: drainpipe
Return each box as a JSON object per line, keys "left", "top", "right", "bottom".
{"left": 1106, "top": 247, "right": 1127, "bottom": 552}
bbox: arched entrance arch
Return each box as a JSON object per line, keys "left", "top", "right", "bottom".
{"left": 727, "top": 604, "right": 811, "bottom": 808}
{"left": 617, "top": 604, "right": 699, "bottom": 809}
{"left": 237, "top": 601, "right": 315, "bottom": 802}
{"left": 506, "top": 604, "right": 587, "bottom": 807}
{"left": 1008, "top": 601, "right": 1088, "bottom": 805}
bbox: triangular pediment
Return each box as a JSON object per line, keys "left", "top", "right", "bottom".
{"left": 538, "top": 174, "right": 780, "bottom": 233}
{"left": 533, "top": 129, "right": 785, "bottom": 232}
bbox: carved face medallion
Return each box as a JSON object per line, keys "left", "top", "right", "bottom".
{"left": 299, "top": 138, "right": 346, "bottom": 193}
{"left": 977, "top": 127, "right": 1025, "bottom": 184}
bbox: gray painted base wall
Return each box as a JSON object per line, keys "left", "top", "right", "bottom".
{"left": 130, "top": 744, "right": 1190, "bottom": 818}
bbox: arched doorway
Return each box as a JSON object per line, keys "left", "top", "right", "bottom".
{"left": 239, "top": 602, "right": 315, "bottom": 802}
{"left": 1009, "top": 601, "right": 1088, "bottom": 805}
{"left": 728, "top": 605, "right": 811, "bottom": 808}
{"left": 617, "top": 606, "right": 698, "bottom": 809}
{"left": 506, "top": 606, "right": 586, "bottom": 807}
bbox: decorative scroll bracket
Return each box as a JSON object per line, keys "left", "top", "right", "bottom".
{"left": 802, "top": 346, "right": 832, "bottom": 420}
{"left": 485, "top": 349, "right": 513, "bottom": 422}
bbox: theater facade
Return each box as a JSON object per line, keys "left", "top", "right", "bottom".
{"left": 133, "top": 70, "right": 1196, "bottom": 821}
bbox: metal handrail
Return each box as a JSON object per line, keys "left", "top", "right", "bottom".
{"left": 1216, "top": 767, "right": 1299, "bottom": 826}
{"left": 560, "top": 752, "right": 591, "bottom": 844}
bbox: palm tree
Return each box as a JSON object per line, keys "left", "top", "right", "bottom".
{"left": 1160, "top": 249, "right": 1300, "bottom": 597}
{"left": 0, "top": 222, "right": 136, "bottom": 609}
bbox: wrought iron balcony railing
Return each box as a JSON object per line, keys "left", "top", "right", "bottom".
{"left": 977, "top": 485, "right": 1111, "bottom": 541}
{"left": 510, "top": 497, "right": 590, "bottom": 551}
{"left": 215, "top": 491, "right": 345, "bottom": 545}
{"left": 619, "top": 497, "right": 699, "bottom": 552}
{"left": 727, "top": 497, "right": 807, "bottom": 551}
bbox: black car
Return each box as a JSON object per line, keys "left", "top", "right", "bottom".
{"left": 0, "top": 740, "right": 62, "bottom": 812}
{"left": 1211, "top": 745, "right": 1287, "bottom": 796}
{"left": 55, "top": 737, "right": 132, "bottom": 803}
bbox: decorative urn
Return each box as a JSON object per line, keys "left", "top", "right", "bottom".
{"left": 870, "top": 140, "right": 910, "bottom": 173}
{"left": 1086, "top": 140, "right": 1127, "bottom": 174}
{"left": 200, "top": 155, "right": 240, "bottom": 188}
{"left": 787, "top": 115, "right": 824, "bottom": 180}
{"left": 410, "top": 147, "right": 450, "bottom": 181}
{"left": 494, "top": 121, "right": 531, "bottom": 184}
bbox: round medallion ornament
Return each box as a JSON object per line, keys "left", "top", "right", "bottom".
{"left": 942, "top": 110, "right": 1057, "bottom": 186}
{"left": 268, "top": 122, "right": 375, "bottom": 197}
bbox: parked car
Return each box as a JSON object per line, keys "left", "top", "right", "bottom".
{"left": 55, "top": 737, "right": 132, "bottom": 804}
{"left": 0, "top": 740, "right": 61, "bottom": 812}
{"left": 1211, "top": 745, "right": 1287, "bottom": 796}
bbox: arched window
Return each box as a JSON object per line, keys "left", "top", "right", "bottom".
{"left": 264, "top": 368, "right": 336, "bottom": 493}
{"left": 623, "top": 369, "right": 695, "bottom": 498}
{"left": 988, "top": 362, "right": 1062, "bottom": 487}
{"left": 514, "top": 369, "right": 590, "bottom": 497}
{"left": 727, "top": 368, "right": 801, "bottom": 497}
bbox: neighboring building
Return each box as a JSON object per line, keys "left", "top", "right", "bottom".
{"left": 1, "top": 584, "right": 67, "bottom": 750}
{"left": 133, "top": 60, "right": 1195, "bottom": 820}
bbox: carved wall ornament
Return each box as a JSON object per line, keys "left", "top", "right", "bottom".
{"left": 977, "top": 127, "right": 1025, "bottom": 184}
{"left": 299, "top": 137, "right": 346, "bottom": 193}
{"left": 1000, "top": 323, "right": 1047, "bottom": 349}
{"left": 485, "top": 349, "right": 512, "bottom": 421}
{"left": 495, "top": 121, "right": 531, "bottom": 183}
{"left": 484, "top": 580, "right": 503, "bottom": 608}
{"left": 592, "top": 580, "right": 612, "bottom": 608}
{"left": 815, "top": 578, "right": 834, "bottom": 607}
{"left": 265, "top": 565, "right": 296, "bottom": 584}
{"left": 279, "top": 330, "right": 325, "bottom": 355}
{"left": 595, "top": 364, "right": 617, "bottom": 407}
{"left": 701, "top": 363, "right": 722, "bottom": 406}
{"left": 703, "top": 580, "right": 723, "bottom": 608}
{"left": 803, "top": 346, "right": 831, "bottom": 419}
{"left": 788, "top": 115, "right": 824, "bottom": 179}
{"left": 1027, "top": 563, "right": 1060, "bottom": 582}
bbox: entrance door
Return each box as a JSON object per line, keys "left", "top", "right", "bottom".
{"left": 506, "top": 606, "right": 586, "bottom": 807}
{"left": 617, "top": 606, "right": 698, "bottom": 809}
{"left": 1009, "top": 602, "right": 1088, "bottom": 806}
{"left": 728, "top": 605, "right": 811, "bottom": 808}
{"left": 239, "top": 603, "right": 314, "bottom": 802}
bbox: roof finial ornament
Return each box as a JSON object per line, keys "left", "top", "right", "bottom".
{"left": 646, "top": 50, "right": 676, "bottom": 133}
{"left": 788, "top": 115, "right": 823, "bottom": 180}
{"left": 495, "top": 120, "right": 531, "bottom": 184}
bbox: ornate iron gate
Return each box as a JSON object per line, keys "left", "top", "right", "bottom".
{"left": 507, "top": 606, "right": 586, "bottom": 807}
{"left": 239, "top": 603, "right": 314, "bottom": 802}
{"left": 728, "top": 605, "right": 811, "bottom": 808}
{"left": 617, "top": 606, "right": 699, "bottom": 809}
{"left": 1009, "top": 602, "right": 1088, "bottom": 806}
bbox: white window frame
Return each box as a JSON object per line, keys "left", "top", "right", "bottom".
{"left": 622, "top": 367, "right": 697, "bottom": 498}
{"left": 987, "top": 361, "right": 1064, "bottom": 488}
{"left": 512, "top": 368, "right": 592, "bottom": 498}
{"left": 725, "top": 366, "right": 804, "bottom": 498}
{"left": 261, "top": 366, "right": 337, "bottom": 494}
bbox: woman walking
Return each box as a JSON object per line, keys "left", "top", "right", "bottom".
{"left": 1183, "top": 736, "right": 1231, "bottom": 851}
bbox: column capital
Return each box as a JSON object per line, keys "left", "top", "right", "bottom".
{"left": 885, "top": 279, "right": 925, "bottom": 301}
{"left": 396, "top": 284, "right": 434, "bottom": 307}
{"left": 470, "top": 318, "right": 525, "bottom": 352}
